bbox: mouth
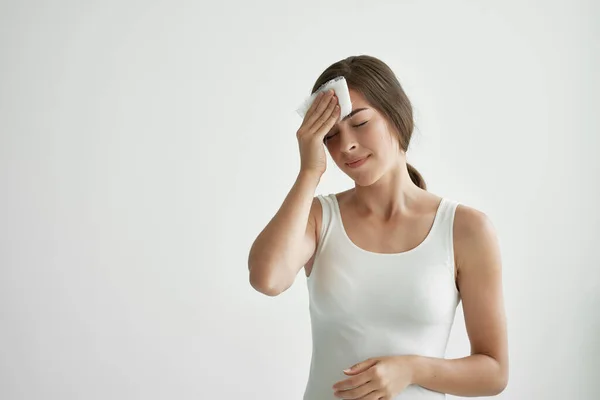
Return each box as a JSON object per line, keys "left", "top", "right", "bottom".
{"left": 346, "top": 155, "right": 371, "bottom": 168}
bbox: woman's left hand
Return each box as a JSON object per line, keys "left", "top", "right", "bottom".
{"left": 332, "top": 355, "right": 415, "bottom": 399}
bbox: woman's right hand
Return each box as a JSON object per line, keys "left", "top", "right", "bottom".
{"left": 296, "top": 89, "right": 340, "bottom": 177}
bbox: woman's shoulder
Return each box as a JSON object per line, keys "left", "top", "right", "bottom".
{"left": 452, "top": 200, "right": 497, "bottom": 272}
{"left": 310, "top": 190, "right": 349, "bottom": 244}
{"left": 453, "top": 201, "right": 491, "bottom": 237}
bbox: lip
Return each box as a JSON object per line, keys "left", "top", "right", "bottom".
{"left": 346, "top": 155, "right": 371, "bottom": 168}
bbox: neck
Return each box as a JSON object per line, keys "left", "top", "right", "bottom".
{"left": 351, "top": 156, "right": 425, "bottom": 219}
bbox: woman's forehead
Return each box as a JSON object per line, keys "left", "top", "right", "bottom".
{"left": 348, "top": 88, "right": 367, "bottom": 106}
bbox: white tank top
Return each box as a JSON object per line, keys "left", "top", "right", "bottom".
{"left": 303, "top": 193, "right": 462, "bottom": 400}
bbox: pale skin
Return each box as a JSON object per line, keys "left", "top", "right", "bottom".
{"left": 302, "top": 89, "right": 509, "bottom": 398}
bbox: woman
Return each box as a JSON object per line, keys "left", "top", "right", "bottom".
{"left": 248, "top": 55, "right": 508, "bottom": 399}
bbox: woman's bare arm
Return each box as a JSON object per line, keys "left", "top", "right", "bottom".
{"left": 411, "top": 206, "right": 509, "bottom": 396}
{"left": 248, "top": 170, "right": 321, "bottom": 296}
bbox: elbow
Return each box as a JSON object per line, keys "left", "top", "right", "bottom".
{"left": 248, "top": 266, "right": 288, "bottom": 297}
{"left": 477, "top": 354, "right": 508, "bottom": 396}
{"left": 490, "top": 367, "right": 509, "bottom": 396}
{"left": 495, "top": 375, "right": 508, "bottom": 395}
{"left": 251, "top": 279, "right": 283, "bottom": 297}
{"left": 489, "top": 382, "right": 507, "bottom": 396}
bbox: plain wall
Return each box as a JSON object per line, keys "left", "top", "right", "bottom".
{"left": 1, "top": 0, "right": 598, "bottom": 398}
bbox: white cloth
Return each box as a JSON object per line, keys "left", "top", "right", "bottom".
{"left": 296, "top": 76, "right": 353, "bottom": 120}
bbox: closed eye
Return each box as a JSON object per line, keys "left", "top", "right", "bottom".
{"left": 323, "top": 121, "right": 369, "bottom": 143}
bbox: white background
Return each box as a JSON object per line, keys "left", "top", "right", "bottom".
{"left": 1, "top": 0, "right": 598, "bottom": 399}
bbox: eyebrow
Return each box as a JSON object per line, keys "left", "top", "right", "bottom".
{"left": 342, "top": 108, "right": 368, "bottom": 121}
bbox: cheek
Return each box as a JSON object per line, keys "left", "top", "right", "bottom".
{"left": 324, "top": 142, "right": 337, "bottom": 156}
{"left": 363, "top": 128, "right": 386, "bottom": 151}
{"left": 368, "top": 127, "right": 394, "bottom": 153}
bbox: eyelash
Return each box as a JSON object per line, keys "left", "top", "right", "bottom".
{"left": 324, "top": 121, "right": 369, "bottom": 143}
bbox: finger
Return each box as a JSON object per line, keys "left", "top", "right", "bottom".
{"left": 297, "top": 91, "right": 327, "bottom": 138}
{"left": 309, "top": 96, "right": 338, "bottom": 136}
{"left": 334, "top": 380, "right": 378, "bottom": 400}
{"left": 302, "top": 91, "right": 325, "bottom": 125}
{"left": 305, "top": 90, "right": 336, "bottom": 130}
{"left": 320, "top": 105, "right": 340, "bottom": 141}
{"left": 306, "top": 90, "right": 325, "bottom": 115}
{"left": 344, "top": 358, "right": 379, "bottom": 374}
{"left": 318, "top": 106, "right": 340, "bottom": 143}
{"left": 333, "top": 368, "right": 372, "bottom": 392}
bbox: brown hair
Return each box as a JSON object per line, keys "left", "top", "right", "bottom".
{"left": 310, "top": 55, "right": 426, "bottom": 190}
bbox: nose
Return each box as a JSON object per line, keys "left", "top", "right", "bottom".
{"left": 338, "top": 129, "right": 359, "bottom": 152}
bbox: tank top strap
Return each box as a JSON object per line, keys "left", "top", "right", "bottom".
{"left": 314, "top": 194, "right": 335, "bottom": 260}
{"left": 435, "top": 197, "right": 461, "bottom": 281}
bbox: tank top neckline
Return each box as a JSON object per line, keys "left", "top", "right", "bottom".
{"left": 329, "top": 193, "right": 446, "bottom": 257}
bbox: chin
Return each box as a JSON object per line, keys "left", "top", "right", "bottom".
{"left": 354, "top": 179, "right": 374, "bottom": 187}
{"left": 350, "top": 172, "right": 379, "bottom": 187}
{"left": 355, "top": 163, "right": 391, "bottom": 186}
